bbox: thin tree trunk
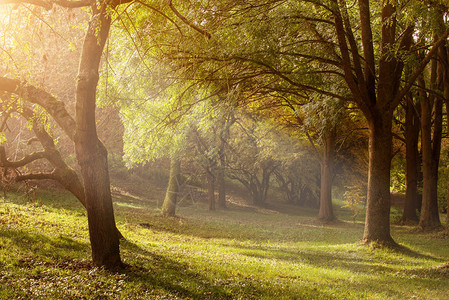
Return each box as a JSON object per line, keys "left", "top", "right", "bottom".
{"left": 362, "top": 114, "right": 395, "bottom": 245}
{"left": 261, "top": 169, "right": 271, "bottom": 204}
{"left": 217, "top": 150, "right": 226, "bottom": 209}
{"left": 207, "top": 173, "right": 215, "bottom": 211}
{"left": 74, "top": 5, "right": 121, "bottom": 268}
{"left": 402, "top": 99, "right": 419, "bottom": 223}
{"left": 419, "top": 101, "right": 440, "bottom": 229}
{"left": 440, "top": 35, "right": 449, "bottom": 230}
{"left": 252, "top": 188, "right": 261, "bottom": 205}
{"left": 217, "top": 112, "right": 234, "bottom": 209}
{"left": 419, "top": 58, "right": 442, "bottom": 230}
{"left": 445, "top": 50, "right": 449, "bottom": 230}
{"left": 162, "top": 158, "right": 181, "bottom": 217}
{"left": 249, "top": 180, "right": 261, "bottom": 205}
{"left": 318, "top": 129, "right": 335, "bottom": 222}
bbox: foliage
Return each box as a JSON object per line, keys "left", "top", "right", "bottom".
{"left": 390, "top": 155, "right": 407, "bottom": 194}
{"left": 273, "top": 137, "right": 320, "bottom": 207}
{"left": 342, "top": 187, "right": 366, "bottom": 223}
{"left": 226, "top": 116, "right": 284, "bottom": 205}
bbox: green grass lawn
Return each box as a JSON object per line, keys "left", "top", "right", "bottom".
{"left": 0, "top": 187, "right": 448, "bottom": 299}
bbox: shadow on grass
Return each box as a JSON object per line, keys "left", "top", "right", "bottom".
{"left": 0, "top": 228, "right": 89, "bottom": 260}
{"left": 120, "top": 240, "right": 291, "bottom": 299}
{"left": 221, "top": 242, "right": 449, "bottom": 298}
{"left": 121, "top": 240, "right": 238, "bottom": 299}
{"left": 392, "top": 244, "right": 445, "bottom": 261}
{"left": 1, "top": 189, "right": 85, "bottom": 214}
{"left": 120, "top": 240, "right": 337, "bottom": 299}
{"left": 223, "top": 240, "right": 445, "bottom": 276}
{"left": 136, "top": 214, "right": 364, "bottom": 247}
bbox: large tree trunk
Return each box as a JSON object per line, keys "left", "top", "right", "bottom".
{"left": 362, "top": 114, "right": 395, "bottom": 245}
{"left": 402, "top": 99, "right": 419, "bottom": 223}
{"left": 162, "top": 158, "right": 181, "bottom": 217}
{"left": 74, "top": 4, "right": 121, "bottom": 268}
{"left": 360, "top": 1, "right": 413, "bottom": 245}
{"left": 318, "top": 130, "right": 335, "bottom": 222}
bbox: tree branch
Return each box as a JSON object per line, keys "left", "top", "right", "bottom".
{"left": 54, "top": 0, "right": 94, "bottom": 7}
{"left": 232, "top": 56, "right": 348, "bottom": 101}
{"left": 0, "top": 0, "right": 96, "bottom": 9}
{"left": 0, "top": 0, "right": 52, "bottom": 9}
{"left": 0, "top": 77, "right": 76, "bottom": 140}
{"left": 168, "top": 0, "right": 211, "bottom": 39}
{"left": 16, "top": 171, "right": 59, "bottom": 182}
{"left": 135, "top": 0, "right": 183, "bottom": 36}
{"left": 0, "top": 147, "right": 49, "bottom": 168}
{"left": 394, "top": 25, "right": 449, "bottom": 108}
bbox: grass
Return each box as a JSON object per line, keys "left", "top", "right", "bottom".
{"left": 0, "top": 186, "right": 448, "bottom": 299}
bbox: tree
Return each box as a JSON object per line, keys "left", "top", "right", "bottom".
{"left": 274, "top": 140, "right": 321, "bottom": 208}
{"left": 0, "top": 102, "right": 85, "bottom": 205}
{"left": 418, "top": 60, "right": 443, "bottom": 230}
{"left": 187, "top": 101, "right": 237, "bottom": 210}
{"left": 119, "top": 79, "right": 195, "bottom": 216}
{"left": 225, "top": 116, "right": 282, "bottom": 206}
{"left": 402, "top": 95, "right": 420, "bottom": 223}
{"left": 331, "top": 0, "right": 443, "bottom": 244}
{"left": 0, "top": 0, "right": 130, "bottom": 268}
{"left": 298, "top": 94, "right": 349, "bottom": 221}
{"left": 162, "top": 158, "right": 182, "bottom": 217}
{"left": 1, "top": 0, "right": 212, "bottom": 267}
{"left": 217, "top": 0, "right": 447, "bottom": 242}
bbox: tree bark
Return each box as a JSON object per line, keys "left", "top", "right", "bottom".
{"left": 444, "top": 50, "right": 449, "bottom": 230}
{"left": 216, "top": 111, "right": 234, "bottom": 209}
{"left": 25, "top": 109, "right": 86, "bottom": 206}
{"left": 207, "top": 173, "right": 215, "bottom": 211}
{"left": 438, "top": 25, "right": 449, "bottom": 230}
{"left": 74, "top": 4, "right": 121, "bottom": 268}
{"left": 217, "top": 147, "right": 227, "bottom": 209}
{"left": 318, "top": 129, "right": 335, "bottom": 222}
{"left": 333, "top": 0, "right": 415, "bottom": 245}
{"left": 419, "top": 58, "right": 442, "bottom": 230}
{"left": 250, "top": 181, "right": 262, "bottom": 205}
{"left": 359, "top": 0, "right": 400, "bottom": 245}
{"left": 362, "top": 114, "right": 395, "bottom": 245}
{"left": 419, "top": 98, "right": 442, "bottom": 229}
{"left": 402, "top": 99, "right": 419, "bottom": 223}
{"left": 162, "top": 158, "right": 181, "bottom": 217}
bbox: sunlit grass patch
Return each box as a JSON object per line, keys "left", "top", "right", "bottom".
{"left": 0, "top": 189, "right": 448, "bottom": 299}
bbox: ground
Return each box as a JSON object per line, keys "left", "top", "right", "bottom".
{"left": 0, "top": 175, "right": 448, "bottom": 299}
